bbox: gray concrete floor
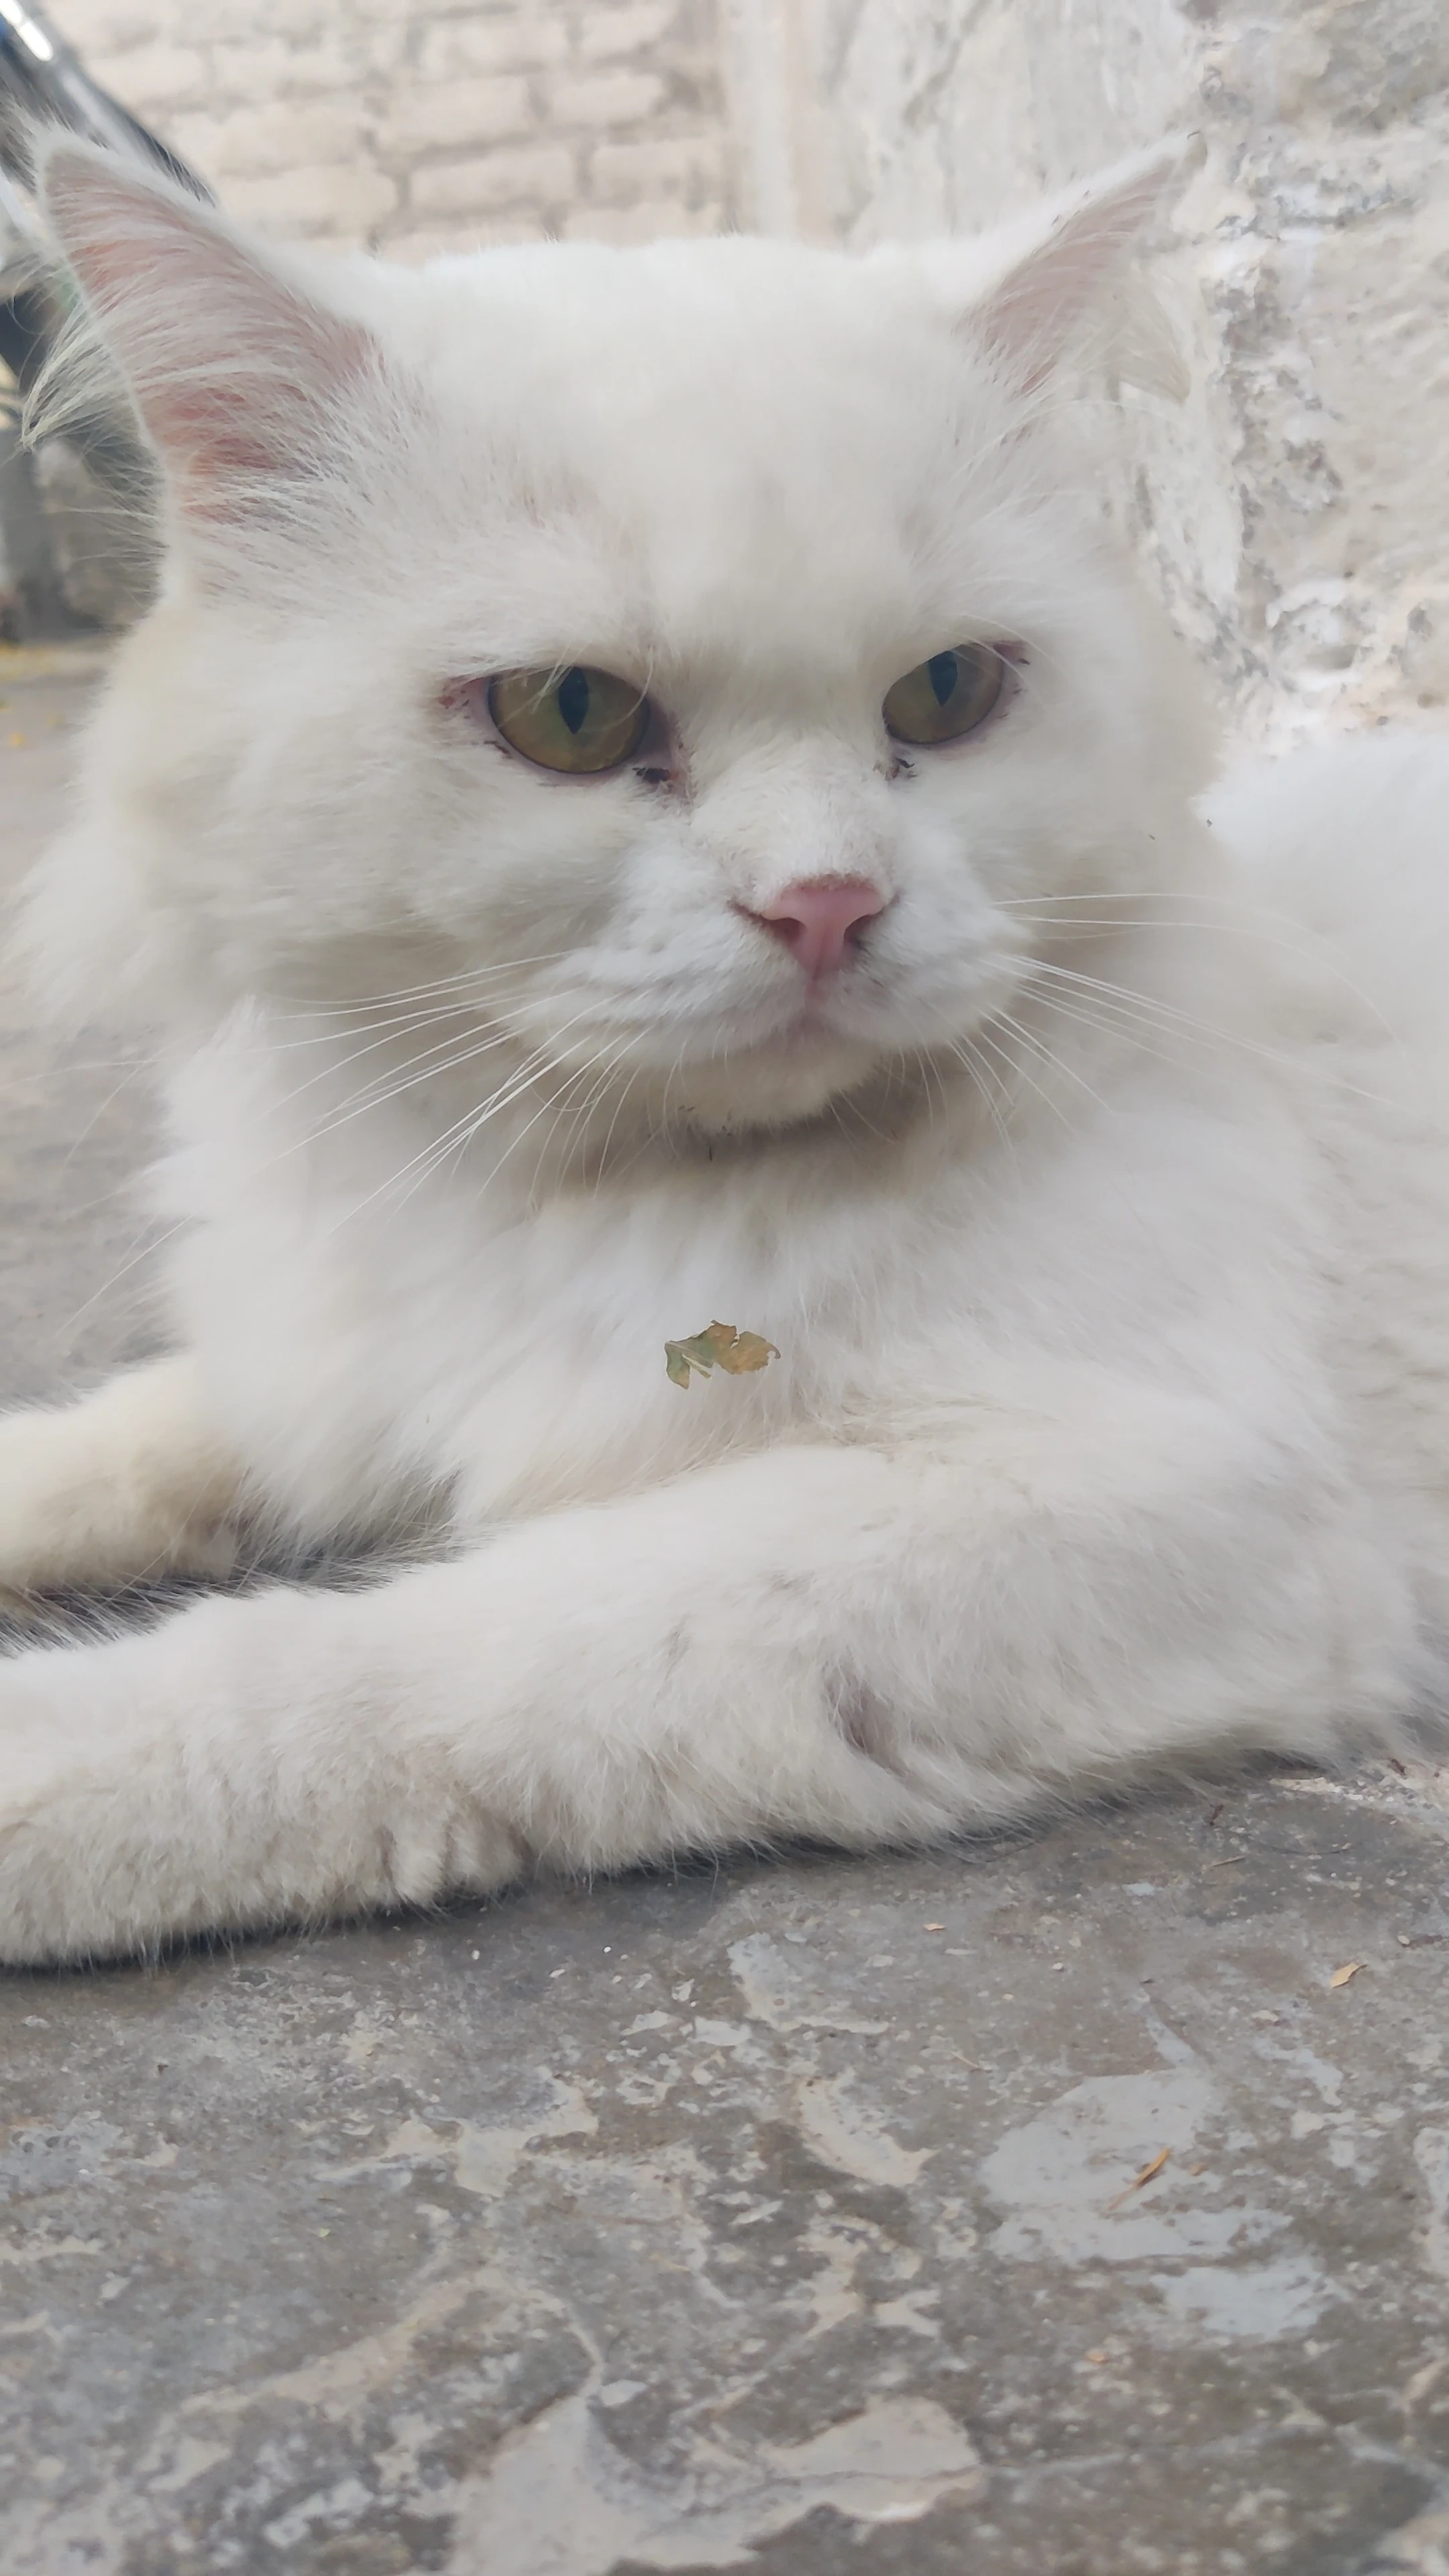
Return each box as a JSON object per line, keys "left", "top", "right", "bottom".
{"left": 4, "top": 659, "right": 1449, "bottom": 2575}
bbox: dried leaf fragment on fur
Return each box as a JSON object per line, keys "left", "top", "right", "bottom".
{"left": 1329, "top": 1960, "right": 1363, "bottom": 1988}
{"left": 665, "top": 1321, "right": 779, "bottom": 1390}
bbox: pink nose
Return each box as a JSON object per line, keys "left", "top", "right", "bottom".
{"left": 748, "top": 878, "right": 886, "bottom": 978}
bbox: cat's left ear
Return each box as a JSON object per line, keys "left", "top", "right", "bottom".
{"left": 892, "top": 136, "right": 1203, "bottom": 400}
{"left": 36, "top": 138, "right": 382, "bottom": 523}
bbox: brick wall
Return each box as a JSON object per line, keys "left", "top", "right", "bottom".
{"left": 49, "top": 0, "right": 736, "bottom": 257}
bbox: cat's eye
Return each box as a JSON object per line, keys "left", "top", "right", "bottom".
{"left": 488, "top": 665, "right": 650, "bottom": 774}
{"left": 883, "top": 645, "right": 1004, "bottom": 747}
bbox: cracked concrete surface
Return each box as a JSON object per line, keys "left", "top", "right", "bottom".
{"left": 5, "top": 663, "right": 1449, "bottom": 2573}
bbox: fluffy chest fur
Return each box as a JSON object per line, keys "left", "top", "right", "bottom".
{"left": 156, "top": 957, "right": 1334, "bottom": 1544}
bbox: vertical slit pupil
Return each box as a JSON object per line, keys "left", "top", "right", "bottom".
{"left": 928, "top": 651, "right": 959, "bottom": 706}
{"left": 557, "top": 667, "right": 591, "bottom": 735}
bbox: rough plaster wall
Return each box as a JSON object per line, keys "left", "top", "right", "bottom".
{"left": 786, "top": 0, "right": 1449, "bottom": 740}
{"left": 48, "top": 0, "right": 735, "bottom": 257}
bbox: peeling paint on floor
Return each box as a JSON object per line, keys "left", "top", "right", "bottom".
{"left": 443, "top": 2389, "right": 981, "bottom": 2574}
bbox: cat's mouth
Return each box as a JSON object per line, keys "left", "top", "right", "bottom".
{"left": 694, "top": 980, "right": 888, "bottom": 1073}
{"left": 649, "top": 985, "right": 911, "bottom": 1131}
{"left": 511, "top": 936, "right": 976, "bottom": 1128}
{"left": 612, "top": 967, "right": 938, "bottom": 1094}
{"left": 757, "top": 978, "right": 849, "bottom": 1042}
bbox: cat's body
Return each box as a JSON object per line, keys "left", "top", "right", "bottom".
{"left": 1, "top": 138, "right": 1446, "bottom": 1964}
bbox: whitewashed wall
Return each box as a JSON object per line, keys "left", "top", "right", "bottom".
{"left": 727, "top": 0, "right": 1449, "bottom": 741}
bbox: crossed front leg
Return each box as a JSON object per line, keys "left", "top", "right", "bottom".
{"left": 0, "top": 1385, "right": 1409, "bottom": 1964}
{"left": 0, "top": 1355, "right": 244, "bottom": 1603}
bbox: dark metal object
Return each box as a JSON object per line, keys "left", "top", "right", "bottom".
{"left": 0, "top": 0, "right": 208, "bottom": 636}
{"left": 0, "top": 1, "right": 206, "bottom": 204}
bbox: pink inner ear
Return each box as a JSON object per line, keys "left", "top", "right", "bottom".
{"left": 967, "top": 144, "right": 1193, "bottom": 396}
{"left": 977, "top": 240, "right": 1115, "bottom": 396}
{"left": 43, "top": 146, "right": 374, "bottom": 513}
{"left": 151, "top": 308, "right": 374, "bottom": 502}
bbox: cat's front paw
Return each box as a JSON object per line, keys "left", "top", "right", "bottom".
{"left": 0, "top": 1655, "right": 169, "bottom": 1964}
{"left": 0, "top": 1622, "right": 529, "bottom": 1968}
{"left": 0, "top": 1368, "right": 243, "bottom": 1602}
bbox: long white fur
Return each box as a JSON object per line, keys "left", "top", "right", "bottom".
{"left": 0, "top": 140, "right": 1444, "bottom": 1965}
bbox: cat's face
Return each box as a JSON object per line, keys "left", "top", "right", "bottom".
{"left": 39, "top": 145, "right": 1206, "bottom": 1134}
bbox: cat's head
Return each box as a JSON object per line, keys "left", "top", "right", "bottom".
{"left": 29, "top": 136, "right": 1208, "bottom": 1136}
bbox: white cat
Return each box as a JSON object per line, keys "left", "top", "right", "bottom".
{"left": 1, "top": 135, "right": 1445, "bottom": 1967}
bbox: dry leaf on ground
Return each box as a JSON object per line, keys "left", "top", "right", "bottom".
{"left": 665, "top": 1320, "right": 779, "bottom": 1390}
{"left": 1329, "top": 1961, "right": 1364, "bottom": 1988}
{"left": 1106, "top": 2147, "right": 1170, "bottom": 2211}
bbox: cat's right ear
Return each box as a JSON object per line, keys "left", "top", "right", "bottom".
{"left": 890, "top": 136, "right": 1203, "bottom": 402}
{"left": 37, "top": 139, "right": 378, "bottom": 523}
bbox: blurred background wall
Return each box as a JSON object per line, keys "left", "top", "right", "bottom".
{"left": 30, "top": 1, "right": 1449, "bottom": 742}
{"left": 50, "top": 0, "right": 735, "bottom": 253}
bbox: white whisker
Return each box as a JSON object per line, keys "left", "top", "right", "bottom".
{"left": 338, "top": 1006, "right": 613, "bottom": 1220}
{"left": 274, "top": 951, "right": 574, "bottom": 1021}
{"left": 991, "top": 1006, "right": 1114, "bottom": 1120}
{"left": 1016, "top": 960, "right": 1401, "bottom": 1110}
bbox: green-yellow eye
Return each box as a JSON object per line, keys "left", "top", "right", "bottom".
{"left": 488, "top": 665, "right": 651, "bottom": 774}
{"left": 883, "top": 644, "right": 1005, "bottom": 746}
